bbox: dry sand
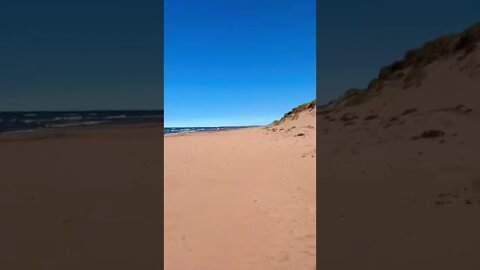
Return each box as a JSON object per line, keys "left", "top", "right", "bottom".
{"left": 164, "top": 108, "right": 316, "bottom": 270}
{"left": 0, "top": 125, "right": 163, "bottom": 269}
{"left": 318, "top": 38, "right": 480, "bottom": 268}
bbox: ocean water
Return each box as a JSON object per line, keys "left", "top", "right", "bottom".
{"left": 164, "top": 126, "right": 256, "bottom": 135}
{"left": 0, "top": 110, "right": 163, "bottom": 134}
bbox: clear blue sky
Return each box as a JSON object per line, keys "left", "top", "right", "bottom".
{"left": 0, "top": 0, "right": 163, "bottom": 111}
{"left": 318, "top": 0, "right": 480, "bottom": 105}
{"left": 164, "top": 0, "right": 316, "bottom": 127}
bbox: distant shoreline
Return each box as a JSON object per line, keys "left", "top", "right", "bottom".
{"left": 164, "top": 125, "right": 263, "bottom": 135}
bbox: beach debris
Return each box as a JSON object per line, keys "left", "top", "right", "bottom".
{"left": 285, "top": 126, "right": 296, "bottom": 133}
{"left": 432, "top": 105, "right": 474, "bottom": 114}
{"left": 401, "top": 108, "right": 418, "bottom": 116}
{"left": 389, "top": 116, "right": 399, "bottom": 122}
{"left": 434, "top": 201, "right": 451, "bottom": 205}
{"left": 340, "top": 113, "right": 358, "bottom": 122}
{"left": 411, "top": 129, "right": 445, "bottom": 140}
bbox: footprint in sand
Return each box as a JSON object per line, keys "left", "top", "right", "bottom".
{"left": 181, "top": 234, "right": 193, "bottom": 252}
{"left": 277, "top": 253, "right": 290, "bottom": 262}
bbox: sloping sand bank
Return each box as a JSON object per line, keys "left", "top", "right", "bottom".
{"left": 318, "top": 25, "right": 480, "bottom": 269}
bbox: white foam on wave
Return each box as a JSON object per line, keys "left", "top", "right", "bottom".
{"left": 22, "top": 118, "right": 55, "bottom": 124}
{"left": 53, "top": 116, "right": 83, "bottom": 121}
{"left": 22, "top": 119, "right": 37, "bottom": 124}
{"left": 47, "top": 121, "right": 108, "bottom": 128}
{"left": 104, "top": 115, "right": 127, "bottom": 120}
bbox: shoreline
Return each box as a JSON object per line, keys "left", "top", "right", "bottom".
{"left": 0, "top": 122, "right": 163, "bottom": 141}
{"left": 0, "top": 110, "right": 163, "bottom": 136}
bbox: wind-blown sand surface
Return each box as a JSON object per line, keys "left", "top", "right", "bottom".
{"left": 318, "top": 24, "right": 480, "bottom": 269}
{"left": 0, "top": 125, "right": 162, "bottom": 269}
{"left": 165, "top": 106, "right": 316, "bottom": 270}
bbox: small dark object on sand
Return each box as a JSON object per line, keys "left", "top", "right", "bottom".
{"left": 340, "top": 114, "right": 358, "bottom": 122}
{"left": 412, "top": 129, "right": 445, "bottom": 140}
{"left": 389, "top": 116, "right": 399, "bottom": 122}
{"left": 434, "top": 201, "right": 451, "bottom": 205}
{"left": 401, "top": 108, "right": 418, "bottom": 115}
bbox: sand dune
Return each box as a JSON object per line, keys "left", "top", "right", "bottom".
{"left": 164, "top": 104, "right": 316, "bottom": 269}
{"left": 318, "top": 23, "right": 480, "bottom": 269}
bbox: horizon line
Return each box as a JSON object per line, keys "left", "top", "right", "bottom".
{"left": 165, "top": 124, "right": 264, "bottom": 128}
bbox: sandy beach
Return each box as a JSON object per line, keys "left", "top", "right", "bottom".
{"left": 164, "top": 105, "right": 316, "bottom": 269}
{"left": 318, "top": 25, "right": 480, "bottom": 269}
{"left": 0, "top": 125, "right": 163, "bottom": 269}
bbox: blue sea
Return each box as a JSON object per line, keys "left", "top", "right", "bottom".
{"left": 164, "top": 126, "right": 257, "bottom": 135}
{"left": 0, "top": 110, "right": 163, "bottom": 134}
